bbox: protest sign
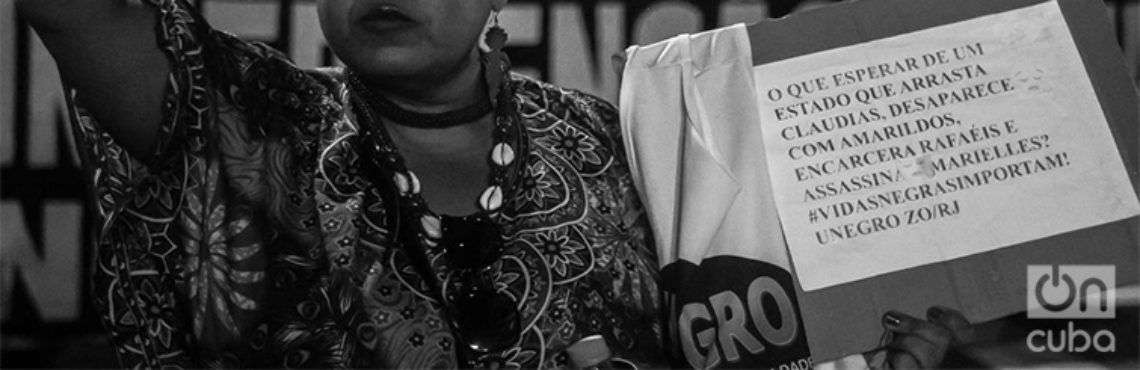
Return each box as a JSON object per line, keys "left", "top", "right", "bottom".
{"left": 747, "top": 0, "right": 1140, "bottom": 361}
{"left": 752, "top": 0, "right": 1139, "bottom": 292}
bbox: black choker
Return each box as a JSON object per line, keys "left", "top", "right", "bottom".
{"left": 345, "top": 70, "right": 494, "bottom": 129}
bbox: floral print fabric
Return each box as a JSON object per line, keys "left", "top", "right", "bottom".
{"left": 65, "top": 1, "right": 662, "bottom": 368}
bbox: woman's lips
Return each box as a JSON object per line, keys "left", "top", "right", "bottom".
{"left": 358, "top": 5, "right": 417, "bottom": 32}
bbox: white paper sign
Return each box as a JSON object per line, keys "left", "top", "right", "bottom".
{"left": 753, "top": 0, "right": 1140, "bottom": 291}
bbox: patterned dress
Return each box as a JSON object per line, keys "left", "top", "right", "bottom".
{"left": 65, "top": 1, "right": 662, "bottom": 368}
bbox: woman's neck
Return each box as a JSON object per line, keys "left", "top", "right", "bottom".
{"left": 354, "top": 49, "right": 497, "bottom": 157}
{"left": 363, "top": 50, "right": 488, "bottom": 116}
{"left": 354, "top": 51, "right": 498, "bottom": 216}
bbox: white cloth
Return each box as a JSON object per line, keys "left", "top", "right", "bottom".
{"left": 619, "top": 24, "right": 867, "bottom": 369}
{"left": 620, "top": 24, "right": 789, "bottom": 275}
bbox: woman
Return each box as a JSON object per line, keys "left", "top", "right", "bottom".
{"left": 17, "top": 0, "right": 966, "bottom": 368}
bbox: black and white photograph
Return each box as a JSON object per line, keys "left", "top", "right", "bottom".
{"left": 2, "top": 0, "right": 1139, "bottom": 368}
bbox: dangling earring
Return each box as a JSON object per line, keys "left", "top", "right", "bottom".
{"left": 481, "top": 10, "right": 511, "bottom": 106}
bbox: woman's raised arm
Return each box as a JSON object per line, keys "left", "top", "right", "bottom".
{"left": 16, "top": 0, "right": 170, "bottom": 158}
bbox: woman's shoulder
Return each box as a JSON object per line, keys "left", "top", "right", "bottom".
{"left": 510, "top": 73, "right": 621, "bottom": 140}
{"left": 510, "top": 73, "right": 635, "bottom": 172}
{"left": 511, "top": 73, "right": 616, "bottom": 113}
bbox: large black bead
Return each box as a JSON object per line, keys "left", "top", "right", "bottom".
{"left": 441, "top": 215, "right": 503, "bottom": 269}
{"left": 452, "top": 285, "right": 521, "bottom": 354}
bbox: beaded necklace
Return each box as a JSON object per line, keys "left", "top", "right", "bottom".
{"left": 344, "top": 68, "right": 528, "bottom": 366}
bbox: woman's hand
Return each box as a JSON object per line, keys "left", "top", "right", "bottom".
{"left": 880, "top": 306, "right": 972, "bottom": 368}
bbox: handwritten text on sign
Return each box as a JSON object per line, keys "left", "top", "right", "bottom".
{"left": 753, "top": 1, "right": 1140, "bottom": 291}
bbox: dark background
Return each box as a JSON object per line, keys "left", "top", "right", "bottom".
{"left": 2, "top": 0, "right": 1137, "bottom": 367}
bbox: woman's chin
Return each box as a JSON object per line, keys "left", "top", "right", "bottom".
{"left": 347, "top": 51, "right": 425, "bottom": 75}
